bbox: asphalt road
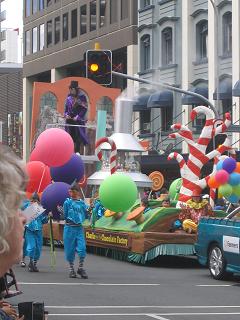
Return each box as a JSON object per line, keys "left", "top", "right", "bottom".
{"left": 8, "top": 246, "right": 240, "bottom": 320}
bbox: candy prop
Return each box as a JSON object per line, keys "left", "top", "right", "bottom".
{"left": 169, "top": 178, "right": 182, "bottom": 200}
{"left": 95, "top": 137, "right": 117, "bottom": 174}
{"left": 168, "top": 106, "right": 232, "bottom": 205}
{"left": 149, "top": 171, "right": 164, "bottom": 191}
{"left": 99, "top": 173, "right": 138, "bottom": 212}
{"left": 127, "top": 206, "right": 145, "bottom": 224}
{"left": 104, "top": 210, "right": 123, "bottom": 219}
{"left": 182, "top": 219, "right": 197, "bottom": 234}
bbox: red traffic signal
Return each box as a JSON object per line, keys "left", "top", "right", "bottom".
{"left": 86, "top": 50, "right": 112, "bottom": 85}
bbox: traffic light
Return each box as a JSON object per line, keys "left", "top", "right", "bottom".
{"left": 86, "top": 50, "right": 112, "bottom": 85}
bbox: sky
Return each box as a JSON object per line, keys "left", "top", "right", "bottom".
{"left": 1, "top": 0, "right": 23, "bottom": 30}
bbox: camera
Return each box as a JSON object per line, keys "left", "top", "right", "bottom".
{"left": 18, "top": 302, "right": 47, "bottom": 320}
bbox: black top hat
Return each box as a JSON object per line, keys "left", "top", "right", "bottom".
{"left": 69, "top": 80, "right": 79, "bottom": 89}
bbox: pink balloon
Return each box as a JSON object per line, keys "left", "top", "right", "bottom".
{"left": 26, "top": 161, "right": 52, "bottom": 193}
{"left": 215, "top": 169, "right": 229, "bottom": 185}
{"left": 35, "top": 128, "right": 74, "bottom": 167}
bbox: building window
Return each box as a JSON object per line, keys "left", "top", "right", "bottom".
{"left": 161, "top": 27, "right": 173, "bottom": 66}
{"left": 25, "top": 0, "right": 30, "bottom": 17}
{"left": 32, "top": 27, "right": 38, "bottom": 53}
{"left": 121, "top": 0, "right": 128, "bottom": 20}
{"left": 161, "top": 107, "right": 173, "bottom": 131}
{"left": 63, "top": 13, "right": 69, "bottom": 41}
{"left": 143, "top": 0, "right": 151, "bottom": 6}
{"left": 99, "top": 0, "right": 106, "bottom": 28}
{"left": 140, "top": 110, "right": 151, "bottom": 134}
{"left": 47, "top": 20, "right": 52, "bottom": 47}
{"left": 110, "top": 0, "right": 117, "bottom": 24}
{"left": 54, "top": 16, "right": 60, "bottom": 44}
{"left": 223, "top": 12, "right": 232, "bottom": 56}
{"left": 39, "top": 0, "right": 44, "bottom": 11}
{"left": 90, "top": 1, "right": 97, "bottom": 32}
{"left": 47, "top": 0, "right": 52, "bottom": 7}
{"left": 140, "top": 34, "right": 150, "bottom": 71}
{"left": 71, "top": 9, "right": 77, "bottom": 38}
{"left": 25, "top": 30, "right": 31, "bottom": 55}
{"left": 196, "top": 20, "right": 208, "bottom": 62}
{"left": 32, "top": 0, "right": 38, "bottom": 14}
{"left": 39, "top": 24, "right": 44, "bottom": 50}
{"left": 80, "top": 5, "right": 87, "bottom": 35}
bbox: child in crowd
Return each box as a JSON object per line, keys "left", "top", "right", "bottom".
{"left": 63, "top": 181, "right": 89, "bottom": 279}
{"left": 23, "top": 193, "right": 49, "bottom": 272}
{"left": 162, "top": 198, "right": 171, "bottom": 208}
{"left": 141, "top": 198, "right": 151, "bottom": 214}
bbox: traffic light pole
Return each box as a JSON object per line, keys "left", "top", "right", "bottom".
{"left": 112, "top": 71, "right": 218, "bottom": 118}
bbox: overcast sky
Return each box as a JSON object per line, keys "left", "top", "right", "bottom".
{"left": 2, "top": 0, "right": 23, "bottom": 30}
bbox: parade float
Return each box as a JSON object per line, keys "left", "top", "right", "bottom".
{"left": 32, "top": 102, "right": 238, "bottom": 265}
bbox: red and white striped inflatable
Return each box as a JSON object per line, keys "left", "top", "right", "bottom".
{"left": 168, "top": 106, "right": 232, "bottom": 206}
{"left": 95, "top": 137, "right": 117, "bottom": 175}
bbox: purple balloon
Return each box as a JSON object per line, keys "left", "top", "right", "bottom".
{"left": 41, "top": 182, "right": 70, "bottom": 219}
{"left": 50, "top": 154, "right": 84, "bottom": 185}
{"left": 222, "top": 157, "right": 237, "bottom": 174}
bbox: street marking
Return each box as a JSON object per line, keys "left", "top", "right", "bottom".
{"left": 196, "top": 284, "right": 232, "bottom": 287}
{"left": 47, "top": 312, "right": 240, "bottom": 316}
{"left": 45, "top": 305, "right": 240, "bottom": 309}
{"left": 146, "top": 314, "right": 170, "bottom": 320}
{"left": 18, "top": 282, "right": 161, "bottom": 286}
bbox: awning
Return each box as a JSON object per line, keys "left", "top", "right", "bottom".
{"left": 132, "top": 95, "right": 151, "bottom": 112}
{"left": 213, "top": 78, "right": 232, "bottom": 100}
{"left": 147, "top": 91, "right": 173, "bottom": 108}
{"left": 233, "top": 80, "right": 240, "bottom": 97}
{"left": 182, "top": 86, "right": 208, "bottom": 105}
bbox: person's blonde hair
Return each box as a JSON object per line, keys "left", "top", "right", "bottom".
{"left": 0, "top": 145, "right": 27, "bottom": 254}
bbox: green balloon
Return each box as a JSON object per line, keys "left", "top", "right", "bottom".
{"left": 232, "top": 185, "right": 240, "bottom": 197}
{"left": 169, "top": 178, "right": 182, "bottom": 200}
{"left": 219, "top": 184, "right": 232, "bottom": 197}
{"left": 99, "top": 173, "right": 138, "bottom": 212}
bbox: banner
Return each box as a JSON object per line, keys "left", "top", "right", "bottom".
{"left": 85, "top": 229, "right": 131, "bottom": 250}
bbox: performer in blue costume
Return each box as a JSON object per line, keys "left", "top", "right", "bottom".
{"left": 19, "top": 198, "right": 31, "bottom": 267}
{"left": 63, "top": 181, "right": 89, "bottom": 279}
{"left": 90, "top": 190, "right": 105, "bottom": 228}
{"left": 24, "top": 193, "right": 49, "bottom": 272}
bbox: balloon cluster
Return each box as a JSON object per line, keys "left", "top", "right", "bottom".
{"left": 26, "top": 128, "right": 85, "bottom": 217}
{"left": 208, "top": 157, "right": 240, "bottom": 203}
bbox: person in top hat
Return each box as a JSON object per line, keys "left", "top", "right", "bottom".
{"left": 63, "top": 181, "right": 89, "bottom": 279}
{"left": 64, "top": 80, "right": 89, "bottom": 153}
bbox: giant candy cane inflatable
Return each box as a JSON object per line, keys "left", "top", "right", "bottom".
{"left": 168, "top": 106, "right": 232, "bottom": 206}
{"left": 95, "top": 137, "right": 117, "bottom": 175}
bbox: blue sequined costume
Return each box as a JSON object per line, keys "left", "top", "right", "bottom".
{"left": 23, "top": 201, "right": 48, "bottom": 261}
{"left": 63, "top": 198, "right": 89, "bottom": 263}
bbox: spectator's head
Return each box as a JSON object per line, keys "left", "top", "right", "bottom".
{"left": 162, "top": 198, "right": 171, "bottom": 207}
{"left": 69, "top": 80, "right": 79, "bottom": 97}
{"left": 0, "top": 145, "right": 27, "bottom": 277}
{"left": 191, "top": 190, "right": 202, "bottom": 203}
{"left": 160, "top": 187, "right": 168, "bottom": 194}
{"left": 141, "top": 197, "right": 149, "bottom": 208}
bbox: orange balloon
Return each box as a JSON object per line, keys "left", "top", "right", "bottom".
{"left": 208, "top": 176, "right": 220, "bottom": 189}
{"left": 234, "top": 162, "right": 240, "bottom": 173}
